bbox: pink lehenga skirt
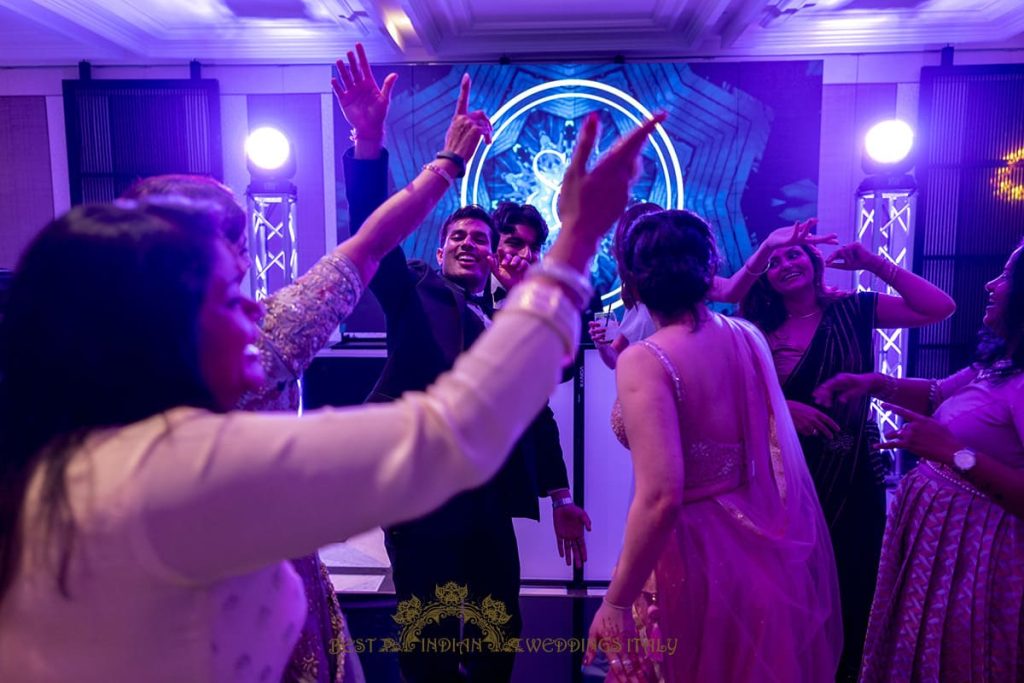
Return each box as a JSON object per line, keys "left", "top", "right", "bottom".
{"left": 627, "top": 496, "right": 840, "bottom": 683}
{"left": 860, "top": 462, "right": 1024, "bottom": 682}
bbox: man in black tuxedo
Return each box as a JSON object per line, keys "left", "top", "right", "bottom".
{"left": 343, "top": 154, "right": 590, "bottom": 678}
{"left": 487, "top": 202, "right": 548, "bottom": 308}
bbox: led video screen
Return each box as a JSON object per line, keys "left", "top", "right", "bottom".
{"left": 334, "top": 60, "right": 822, "bottom": 330}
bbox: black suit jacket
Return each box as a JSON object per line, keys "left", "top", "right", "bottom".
{"left": 343, "top": 150, "right": 569, "bottom": 535}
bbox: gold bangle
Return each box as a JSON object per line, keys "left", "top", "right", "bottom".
{"left": 745, "top": 260, "right": 771, "bottom": 276}
{"left": 602, "top": 597, "right": 630, "bottom": 612}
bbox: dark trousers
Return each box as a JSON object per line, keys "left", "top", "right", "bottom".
{"left": 385, "top": 516, "right": 522, "bottom": 683}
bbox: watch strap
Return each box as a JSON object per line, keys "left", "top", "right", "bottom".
{"left": 435, "top": 151, "right": 467, "bottom": 178}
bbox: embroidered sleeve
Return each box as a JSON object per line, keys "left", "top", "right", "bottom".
{"left": 237, "top": 250, "right": 364, "bottom": 412}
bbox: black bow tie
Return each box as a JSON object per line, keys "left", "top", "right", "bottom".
{"left": 466, "top": 292, "right": 490, "bottom": 309}
{"left": 492, "top": 287, "right": 508, "bottom": 303}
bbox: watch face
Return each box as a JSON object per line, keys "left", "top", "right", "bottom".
{"left": 953, "top": 449, "right": 977, "bottom": 471}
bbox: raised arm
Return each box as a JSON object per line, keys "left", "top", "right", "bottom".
{"left": 338, "top": 70, "right": 492, "bottom": 288}
{"left": 709, "top": 218, "right": 837, "bottom": 303}
{"left": 335, "top": 43, "right": 396, "bottom": 162}
{"left": 137, "top": 111, "right": 664, "bottom": 584}
{"left": 138, "top": 290, "right": 579, "bottom": 582}
{"left": 237, "top": 45, "right": 406, "bottom": 410}
{"left": 825, "top": 242, "right": 956, "bottom": 328}
{"left": 813, "top": 366, "right": 976, "bottom": 416}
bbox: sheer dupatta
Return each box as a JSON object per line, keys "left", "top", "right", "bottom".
{"left": 633, "top": 315, "right": 842, "bottom": 682}
{"left": 717, "top": 315, "right": 843, "bottom": 666}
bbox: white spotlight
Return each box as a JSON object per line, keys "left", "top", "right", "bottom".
{"left": 246, "top": 127, "right": 291, "bottom": 171}
{"left": 864, "top": 119, "right": 914, "bottom": 165}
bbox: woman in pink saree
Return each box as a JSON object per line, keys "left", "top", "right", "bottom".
{"left": 585, "top": 210, "right": 842, "bottom": 682}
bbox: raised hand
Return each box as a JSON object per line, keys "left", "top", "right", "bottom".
{"left": 787, "top": 399, "right": 841, "bottom": 440}
{"left": 441, "top": 74, "right": 493, "bottom": 162}
{"left": 331, "top": 43, "right": 397, "bottom": 147}
{"left": 826, "top": 242, "right": 881, "bottom": 272}
{"left": 813, "top": 372, "right": 879, "bottom": 408}
{"left": 554, "top": 112, "right": 666, "bottom": 267}
{"left": 762, "top": 218, "right": 838, "bottom": 252}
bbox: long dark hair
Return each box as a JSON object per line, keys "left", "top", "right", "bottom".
{"left": 976, "top": 237, "right": 1024, "bottom": 375}
{"left": 740, "top": 243, "right": 843, "bottom": 334}
{"left": 619, "top": 209, "right": 718, "bottom": 325}
{"left": 0, "top": 200, "right": 222, "bottom": 604}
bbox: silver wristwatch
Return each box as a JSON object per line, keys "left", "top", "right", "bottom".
{"left": 952, "top": 448, "right": 977, "bottom": 473}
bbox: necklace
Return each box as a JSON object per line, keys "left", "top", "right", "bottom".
{"left": 788, "top": 309, "right": 820, "bottom": 320}
{"left": 978, "top": 359, "right": 1018, "bottom": 382}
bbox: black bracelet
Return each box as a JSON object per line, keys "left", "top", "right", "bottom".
{"left": 435, "top": 151, "right": 467, "bottom": 178}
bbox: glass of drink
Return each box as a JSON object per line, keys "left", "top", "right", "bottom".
{"left": 594, "top": 310, "right": 619, "bottom": 342}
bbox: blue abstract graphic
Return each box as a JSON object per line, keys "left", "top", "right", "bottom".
{"left": 335, "top": 60, "right": 821, "bottom": 324}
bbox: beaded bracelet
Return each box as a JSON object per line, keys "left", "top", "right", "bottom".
{"left": 881, "top": 259, "right": 900, "bottom": 283}
{"left": 422, "top": 162, "right": 455, "bottom": 188}
{"left": 927, "top": 378, "right": 941, "bottom": 414}
{"left": 349, "top": 127, "right": 384, "bottom": 144}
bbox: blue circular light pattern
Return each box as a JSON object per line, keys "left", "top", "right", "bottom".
{"left": 462, "top": 79, "right": 684, "bottom": 309}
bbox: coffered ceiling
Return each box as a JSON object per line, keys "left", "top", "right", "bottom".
{"left": 0, "top": 0, "right": 1022, "bottom": 65}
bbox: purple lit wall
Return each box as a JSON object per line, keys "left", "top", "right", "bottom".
{"left": 0, "top": 96, "right": 55, "bottom": 268}
{"left": 2, "top": 50, "right": 1024, "bottom": 279}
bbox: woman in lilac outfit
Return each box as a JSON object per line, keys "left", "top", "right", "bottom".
{"left": 120, "top": 44, "right": 483, "bottom": 682}
{"left": 816, "top": 238, "right": 1024, "bottom": 681}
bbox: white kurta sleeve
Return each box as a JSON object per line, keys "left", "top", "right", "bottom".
{"left": 133, "top": 289, "right": 578, "bottom": 583}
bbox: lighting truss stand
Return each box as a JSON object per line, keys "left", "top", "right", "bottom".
{"left": 855, "top": 174, "right": 916, "bottom": 483}
{"left": 246, "top": 180, "right": 302, "bottom": 413}
{"left": 247, "top": 180, "right": 298, "bottom": 302}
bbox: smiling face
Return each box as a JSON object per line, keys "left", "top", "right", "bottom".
{"left": 765, "top": 245, "right": 817, "bottom": 296}
{"left": 436, "top": 217, "right": 494, "bottom": 292}
{"left": 984, "top": 246, "right": 1021, "bottom": 337}
{"left": 497, "top": 223, "right": 541, "bottom": 265}
{"left": 197, "top": 240, "right": 265, "bottom": 410}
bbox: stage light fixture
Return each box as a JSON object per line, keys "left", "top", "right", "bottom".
{"left": 856, "top": 118, "right": 918, "bottom": 484}
{"left": 865, "top": 119, "right": 914, "bottom": 165}
{"left": 246, "top": 127, "right": 291, "bottom": 172}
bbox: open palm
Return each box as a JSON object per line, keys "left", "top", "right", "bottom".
{"left": 331, "top": 43, "right": 397, "bottom": 138}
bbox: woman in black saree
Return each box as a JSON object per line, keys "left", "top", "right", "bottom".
{"left": 741, "top": 241, "right": 954, "bottom": 680}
